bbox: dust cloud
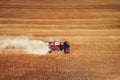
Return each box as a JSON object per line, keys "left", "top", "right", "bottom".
{"left": 0, "top": 36, "right": 50, "bottom": 55}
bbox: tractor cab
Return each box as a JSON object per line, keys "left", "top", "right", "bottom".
{"left": 49, "top": 40, "right": 60, "bottom": 50}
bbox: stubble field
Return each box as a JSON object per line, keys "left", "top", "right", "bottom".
{"left": 0, "top": 0, "right": 120, "bottom": 80}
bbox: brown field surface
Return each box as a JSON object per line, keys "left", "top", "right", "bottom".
{"left": 0, "top": 0, "right": 120, "bottom": 80}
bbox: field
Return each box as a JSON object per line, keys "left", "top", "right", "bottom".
{"left": 0, "top": 0, "right": 120, "bottom": 80}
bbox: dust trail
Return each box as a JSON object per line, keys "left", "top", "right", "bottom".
{"left": 0, "top": 36, "right": 50, "bottom": 55}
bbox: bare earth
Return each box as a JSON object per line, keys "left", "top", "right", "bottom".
{"left": 0, "top": 0, "right": 120, "bottom": 80}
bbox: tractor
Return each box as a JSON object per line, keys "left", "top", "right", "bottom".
{"left": 48, "top": 40, "right": 70, "bottom": 53}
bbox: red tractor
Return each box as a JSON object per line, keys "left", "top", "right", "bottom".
{"left": 48, "top": 40, "right": 70, "bottom": 53}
